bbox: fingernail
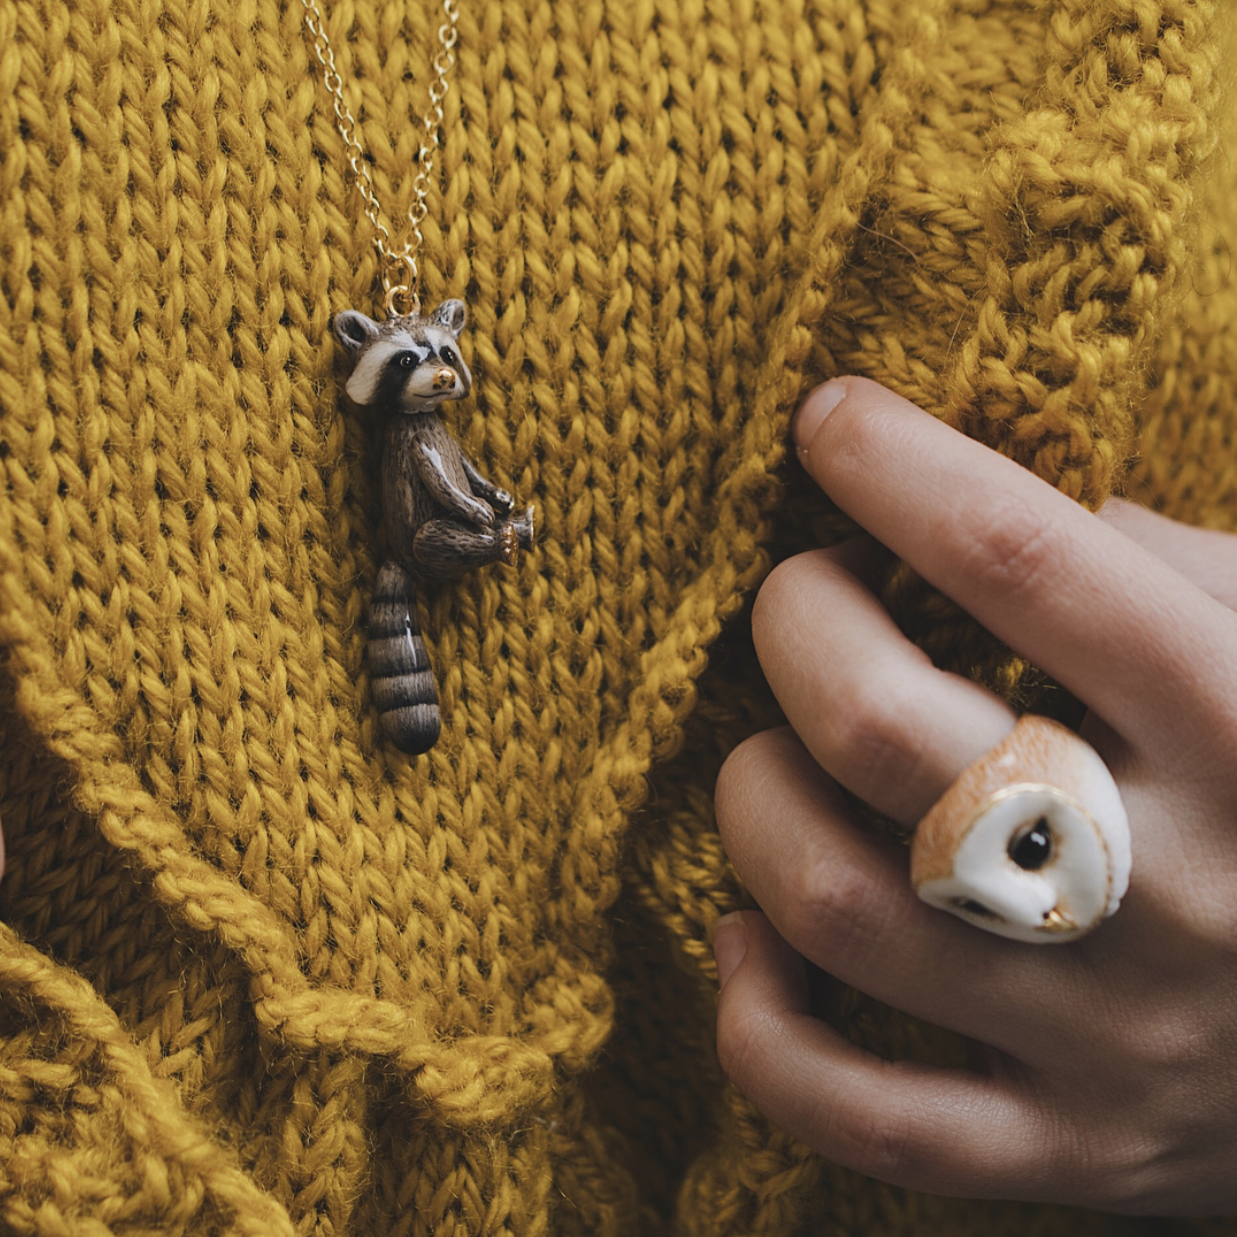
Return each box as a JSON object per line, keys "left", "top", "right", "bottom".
{"left": 793, "top": 379, "right": 848, "bottom": 453}
{"left": 713, "top": 912, "right": 748, "bottom": 989}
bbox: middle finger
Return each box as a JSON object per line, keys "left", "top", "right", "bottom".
{"left": 752, "top": 537, "right": 1018, "bottom": 827}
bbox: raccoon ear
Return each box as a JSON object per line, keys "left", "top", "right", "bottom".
{"left": 332, "top": 310, "right": 382, "bottom": 355}
{"left": 429, "top": 299, "right": 467, "bottom": 338}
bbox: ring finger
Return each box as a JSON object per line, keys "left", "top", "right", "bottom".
{"left": 715, "top": 726, "right": 1072, "bottom": 1053}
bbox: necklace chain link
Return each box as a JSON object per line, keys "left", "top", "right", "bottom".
{"left": 299, "top": 0, "right": 460, "bottom": 316}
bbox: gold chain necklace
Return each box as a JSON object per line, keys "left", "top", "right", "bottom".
{"left": 299, "top": 0, "right": 460, "bottom": 317}
{"left": 299, "top": 2, "right": 535, "bottom": 758}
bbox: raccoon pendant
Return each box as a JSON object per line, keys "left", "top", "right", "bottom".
{"left": 332, "top": 300, "right": 535, "bottom": 754}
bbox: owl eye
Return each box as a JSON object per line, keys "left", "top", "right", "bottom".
{"left": 1009, "top": 818, "right": 1053, "bottom": 871}
{"left": 440, "top": 345, "right": 458, "bottom": 367}
{"left": 953, "top": 897, "right": 1000, "bottom": 920}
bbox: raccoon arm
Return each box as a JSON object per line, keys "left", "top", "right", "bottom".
{"left": 415, "top": 443, "right": 495, "bottom": 526}
{"left": 461, "top": 456, "right": 514, "bottom": 513}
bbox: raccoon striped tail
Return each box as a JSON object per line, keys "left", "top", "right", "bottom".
{"left": 368, "top": 560, "right": 441, "bottom": 754}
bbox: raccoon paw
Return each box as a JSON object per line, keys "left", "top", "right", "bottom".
{"left": 499, "top": 523, "right": 519, "bottom": 565}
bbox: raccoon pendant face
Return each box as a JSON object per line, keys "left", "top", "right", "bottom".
{"left": 332, "top": 300, "right": 535, "bottom": 755}
{"left": 334, "top": 300, "right": 473, "bottom": 413}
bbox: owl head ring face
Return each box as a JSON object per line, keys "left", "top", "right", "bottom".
{"left": 910, "top": 716, "right": 1132, "bottom": 945}
{"left": 916, "top": 785, "right": 1117, "bottom": 943}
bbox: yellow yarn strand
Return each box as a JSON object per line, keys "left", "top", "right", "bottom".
{"left": 0, "top": 0, "right": 1229, "bottom": 1234}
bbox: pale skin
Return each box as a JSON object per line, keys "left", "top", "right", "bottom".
{"left": 713, "top": 376, "right": 1237, "bottom": 1214}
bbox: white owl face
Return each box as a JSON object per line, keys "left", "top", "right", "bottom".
{"left": 911, "top": 718, "right": 1132, "bottom": 944}
{"left": 915, "top": 784, "right": 1126, "bottom": 943}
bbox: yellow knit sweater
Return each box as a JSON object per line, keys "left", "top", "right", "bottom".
{"left": 1, "top": 0, "right": 1234, "bottom": 1233}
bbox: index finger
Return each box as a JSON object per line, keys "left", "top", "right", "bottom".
{"left": 793, "top": 378, "right": 1237, "bottom": 752}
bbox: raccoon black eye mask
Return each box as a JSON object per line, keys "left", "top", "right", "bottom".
{"left": 332, "top": 301, "right": 535, "bottom": 754}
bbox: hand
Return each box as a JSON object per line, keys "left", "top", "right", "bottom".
{"left": 713, "top": 377, "right": 1237, "bottom": 1215}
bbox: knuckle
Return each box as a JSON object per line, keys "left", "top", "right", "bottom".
{"left": 1054, "top": 1122, "right": 1172, "bottom": 1214}
{"left": 1036, "top": 1106, "right": 1103, "bottom": 1192}
{"left": 1016, "top": 1079, "right": 1169, "bottom": 1212}
{"left": 831, "top": 1088, "right": 920, "bottom": 1180}
{"left": 783, "top": 854, "right": 879, "bottom": 966}
{"left": 1090, "top": 1159, "right": 1171, "bottom": 1215}
{"left": 955, "top": 499, "right": 1064, "bottom": 601}
{"left": 821, "top": 677, "right": 927, "bottom": 793}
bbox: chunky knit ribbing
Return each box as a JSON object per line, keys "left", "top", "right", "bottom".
{"left": 0, "top": 0, "right": 1231, "bottom": 1234}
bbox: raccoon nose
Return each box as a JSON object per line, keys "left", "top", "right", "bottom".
{"left": 432, "top": 367, "right": 456, "bottom": 391}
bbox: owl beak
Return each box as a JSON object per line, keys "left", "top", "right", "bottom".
{"left": 1040, "top": 907, "right": 1078, "bottom": 934}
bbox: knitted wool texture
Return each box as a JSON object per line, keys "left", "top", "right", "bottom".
{"left": 0, "top": 0, "right": 1233, "bottom": 1234}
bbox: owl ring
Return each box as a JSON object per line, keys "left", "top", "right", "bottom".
{"left": 910, "top": 716, "right": 1132, "bottom": 943}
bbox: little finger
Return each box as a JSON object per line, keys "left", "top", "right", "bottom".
{"left": 714, "top": 910, "right": 1068, "bottom": 1203}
